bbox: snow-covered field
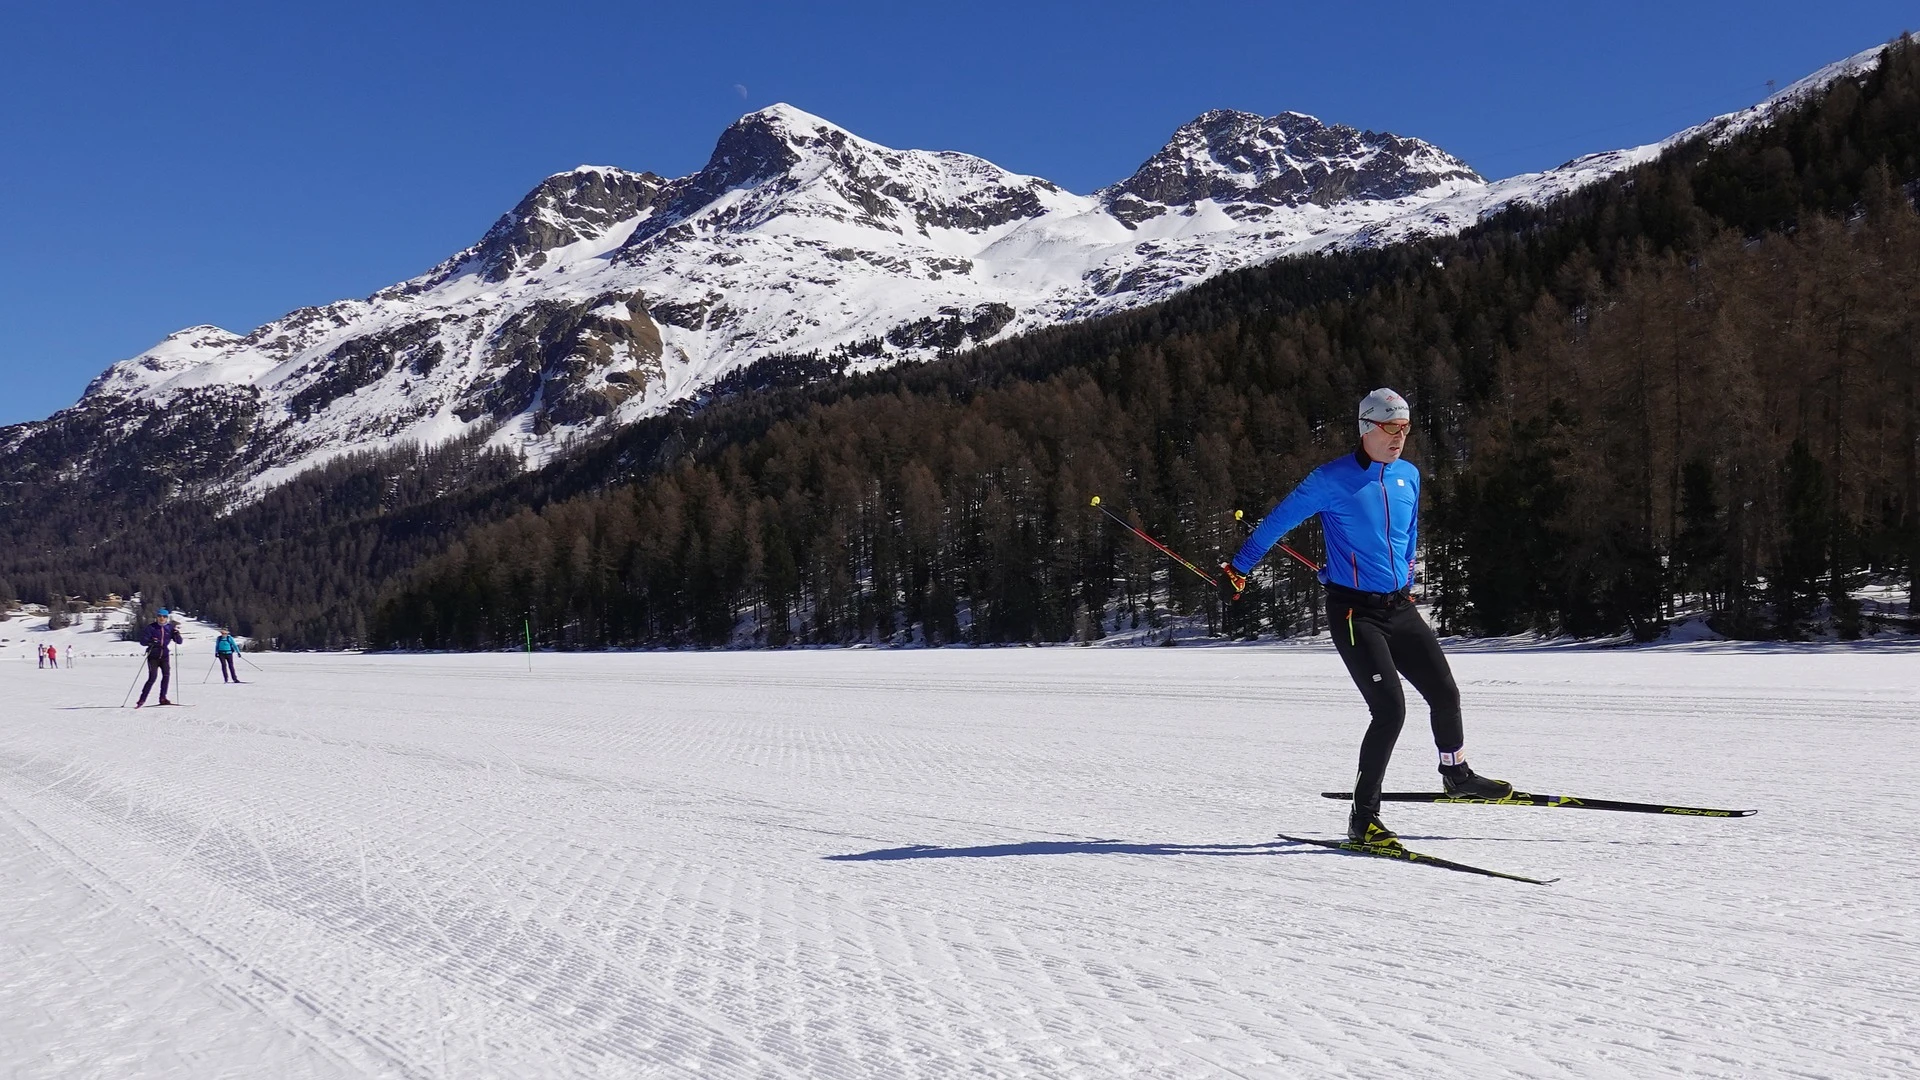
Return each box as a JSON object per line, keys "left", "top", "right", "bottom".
{"left": 3, "top": 639, "right": 1916, "bottom": 1078}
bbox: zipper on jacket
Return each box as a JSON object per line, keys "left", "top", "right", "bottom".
{"left": 1381, "top": 466, "right": 1398, "bottom": 591}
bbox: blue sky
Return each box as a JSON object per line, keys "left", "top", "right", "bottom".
{"left": 1, "top": 1, "right": 1911, "bottom": 425}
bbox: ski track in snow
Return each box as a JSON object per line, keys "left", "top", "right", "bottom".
{"left": 2, "top": 644, "right": 1916, "bottom": 1078}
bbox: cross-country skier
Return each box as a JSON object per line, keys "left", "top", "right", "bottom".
{"left": 1220, "top": 388, "right": 1512, "bottom": 846}
{"left": 46, "top": 644, "right": 57, "bottom": 669}
{"left": 135, "top": 609, "right": 183, "bottom": 707}
{"left": 215, "top": 628, "right": 240, "bottom": 683}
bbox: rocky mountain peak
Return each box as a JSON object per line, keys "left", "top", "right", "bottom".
{"left": 622, "top": 104, "right": 855, "bottom": 242}
{"left": 620, "top": 103, "right": 1065, "bottom": 253}
{"left": 418, "top": 166, "right": 668, "bottom": 287}
{"left": 699, "top": 104, "right": 842, "bottom": 187}
{"left": 1102, "top": 108, "right": 1483, "bottom": 225}
{"left": 740, "top": 102, "right": 854, "bottom": 142}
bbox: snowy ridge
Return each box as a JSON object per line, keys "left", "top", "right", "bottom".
{"left": 1099, "top": 108, "right": 1483, "bottom": 224}
{"left": 3, "top": 43, "right": 1892, "bottom": 496}
{"left": 1364, "top": 41, "right": 1895, "bottom": 243}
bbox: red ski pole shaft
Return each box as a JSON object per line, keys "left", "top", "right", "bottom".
{"left": 1278, "top": 543, "right": 1320, "bottom": 573}
{"left": 1231, "top": 508, "right": 1321, "bottom": 573}
{"left": 1091, "top": 497, "right": 1217, "bottom": 587}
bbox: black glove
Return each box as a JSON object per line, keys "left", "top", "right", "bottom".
{"left": 1218, "top": 563, "right": 1248, "bottom": 603}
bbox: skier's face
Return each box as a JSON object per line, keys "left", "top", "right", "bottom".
{"left": 1362, "top": 418, "right": 1410, "bottom": 463}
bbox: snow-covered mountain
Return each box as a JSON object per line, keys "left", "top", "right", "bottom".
{"left": 0, "top": 43, "right": 1886, "bottom": 497}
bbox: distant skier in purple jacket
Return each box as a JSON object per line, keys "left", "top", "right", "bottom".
{"left": 135, "top": 609, "right": 183, "bottom": 707}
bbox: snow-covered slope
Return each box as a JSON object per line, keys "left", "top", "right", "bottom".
{"left": 2, "top": 644, "right": 1914, "bottom": 1076}
{"left": 0, "top": 43, "right": 1889, "bottom": 496}
{"left": 0, "top": 602, "right": 228, "bottom": 666}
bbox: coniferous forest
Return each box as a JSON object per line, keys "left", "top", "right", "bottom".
{"left": 5, "top": 38, "right": 1919, "bottom": 650}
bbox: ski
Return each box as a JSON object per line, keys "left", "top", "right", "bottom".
{"left": 1319, "top": 791, "right": 1756, "bottom": 817}
{"left": 1277, "top": 834, "right": 1555, "bottom": 885}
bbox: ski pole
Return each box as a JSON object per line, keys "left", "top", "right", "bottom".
{"left": 1232, "top": 509, "right": 1321, "bottom": 573}
{"left": 120, "top": 655, "right": 144, "bottom": 708}
{"left": 240, "top": 653, "right": 264, "bottom": 672}
{"left": 203, "top": 655, "right": 217, "bottom": 684}
{"left": 1090, "top": 496, "right": 1217, "bottom": 587}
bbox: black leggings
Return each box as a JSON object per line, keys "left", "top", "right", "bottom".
{"left": 219, "top": 654, "right": 238, "bottom": 681}
{"left": 140, "top": 654, "right": 171, "bottom": 703}
{"left": 1328, "top": 593, "right": 1464, "bottom": 799}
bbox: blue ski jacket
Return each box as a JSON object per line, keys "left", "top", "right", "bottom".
{"left": 1230, "top": 449, "right": 1419, "bottom": 593}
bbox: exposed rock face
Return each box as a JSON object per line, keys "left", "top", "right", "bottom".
{"left": 1103, "top": 110, "right": 1482, "bottom": 226}
{"left": 884, "top": 303, "right": 1016, "bottom": 353}
{"left": 0, "top": 382, "right": 263, "bottom": 499}
{"left": 455, "top": 291, "right": 664, "bottom": 427}
{"left": 287, "top": 321, "right": 444, "bottom": 421}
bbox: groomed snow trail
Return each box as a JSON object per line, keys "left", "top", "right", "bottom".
{"left": 3, "top": 643, "right": 1916, "bottom": 1078}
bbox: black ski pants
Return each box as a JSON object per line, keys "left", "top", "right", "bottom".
{"left": 219, "top": 654, "right": 238, "bottom": 682}
{"left": 1327, "top": 587, "right": 1464, "bottom": 800}
{"left": 139, "top": 653, "right": 171, "bottom": 704}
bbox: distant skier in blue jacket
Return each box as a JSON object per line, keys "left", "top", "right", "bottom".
{"left": 1220, "top": 388, "right": 1511, "bottom": 846}
{"left": 215, "top": 629, "right": 240, "bottom": 683}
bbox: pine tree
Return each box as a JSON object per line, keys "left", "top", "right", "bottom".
{"left": 1773, "top": 440, "right": 1829, "bottom": 637}
{"left": 1672, "top": 456, "right": 1727, "bottom": 612}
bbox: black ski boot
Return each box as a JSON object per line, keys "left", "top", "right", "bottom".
{"left": 1440, "top": 762, "right": 1514, "bottom": 799}
{"left": 1347, "top": 805, "right": 1399, "bottom": 847}
{"left": 1347, "top": 789, "right": 1400, "bottom": 848}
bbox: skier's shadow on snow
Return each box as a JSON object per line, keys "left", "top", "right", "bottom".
{"left": 827, "top": 839, "right": 1305, "bottom": 861}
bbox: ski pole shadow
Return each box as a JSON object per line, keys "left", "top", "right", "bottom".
{"left": 826, "top": 839, "right": 1308, "bottom": 861}
{"left": 56, "top": 706, "right": 129, "bottom": 711}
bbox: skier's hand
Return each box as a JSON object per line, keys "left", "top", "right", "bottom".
{"left": 1218, "top": 564, "right": 1248, "bottom": 603}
